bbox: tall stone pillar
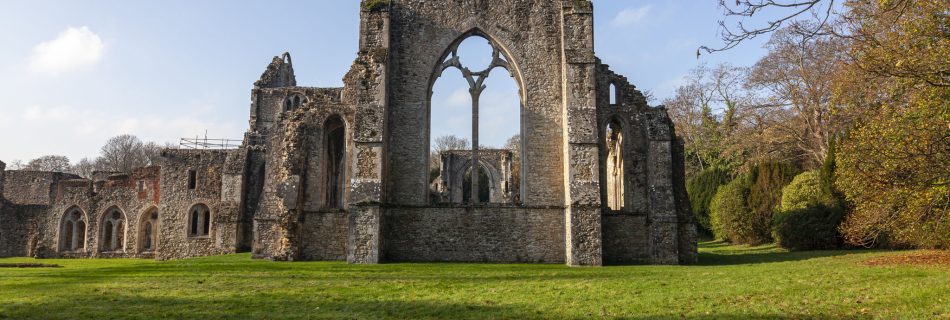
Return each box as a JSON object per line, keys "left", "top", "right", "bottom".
{"left": 561, "top": 1, "right": 602, "bottom": 266}
{"left": 345, "top": 2, "right": 390, "bottom": 264}
{"left": 645, "top": 112, "right": 680, "bottom": 264}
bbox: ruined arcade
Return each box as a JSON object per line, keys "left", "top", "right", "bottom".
{"left": 0, "top": 0, "right": 696, "bottom": 266}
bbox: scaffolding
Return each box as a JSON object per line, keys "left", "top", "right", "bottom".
{"left": 179, "top": 132, "right": 242, "bottom": 150}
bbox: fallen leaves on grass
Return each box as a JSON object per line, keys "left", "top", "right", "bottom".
{"left": 863, "top": 250, "right": 950, "bottom": 267}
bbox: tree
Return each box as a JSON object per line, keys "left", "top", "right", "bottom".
{"left": 429, "top": 135, "right": 471, "bottom": 169}
{"left": 701, "top": 0, "right": 949, "bottom": 249}
{"left": 687, "top": 166, "right": 732, "bottom": 235}
{"left": 746, "top": 26, "right": 849, "bottom": 166}
{"left": 837, "top": 96, "right": 949, "bottom": 249}
{"left": 22, "top": 155, "right": 71, "bottom": 172}
{"left": 746, "top": 162, "right": 799, "bottom": 243}
{"left": 663, "top": 63, "right": 751, "bottom": 176}
{"left": 69, "top": 158, "right": 97, "bottom": 179}
{"left": 6, "top": 160, "right": 25, "bottom": 170}
{"left": 97, "top": 134, "right": 160, "bottom": 173}
{"left": 831, "top": 0, "right": 950, "bottom": 249}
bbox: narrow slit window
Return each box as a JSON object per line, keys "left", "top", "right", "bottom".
{"left": 187, "top": 170, "right": 197, "bottom": 190}
{"left": 605, "top": 119, "right": 624, "bottom": 211}
{"left": 609, "top": 83, "right": 618, "bottom": 105}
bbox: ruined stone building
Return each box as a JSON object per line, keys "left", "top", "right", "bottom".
{"left": 0, "top": 0, "right": 696, "bottom": 265}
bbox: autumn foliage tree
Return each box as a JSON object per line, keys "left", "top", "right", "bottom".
{"left": 832, "top": 0, "right": 950, "bottom": 249}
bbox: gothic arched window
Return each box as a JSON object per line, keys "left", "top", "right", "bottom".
{"left": 60, "top": 208, "right": 86, "bottom": 252}
{"left": 100, "top": 208, "right": 126, "bottom": 252}
{"left": 188, "top": 204, "right": 211, "bottom": 238}
{"left": 429, "top": 31, "right": 522, "bottom": 205}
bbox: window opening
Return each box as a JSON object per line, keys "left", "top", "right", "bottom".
{"left": 429, "top": 34, "right": 520, "bottom": 205}
{"left": 606, "top": 119, "right": 624, "bottom": 211}
{"left": 189, "top": 204, "right": 210, "bottom": 238}
{"left": 609, "top": 83, "right": 618, "bottom": 105}
{"left": 60, "top": 209, "right": 86, "bottom": 252}
{"left": 324, "top": 116, "right": 346, "bottom": 209}
{"left": 187, "top": 170, "right": 197, "bottom": 190}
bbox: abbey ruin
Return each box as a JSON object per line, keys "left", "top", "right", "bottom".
{"left": 0, "top": 0, "right": 696, "bottom": 265}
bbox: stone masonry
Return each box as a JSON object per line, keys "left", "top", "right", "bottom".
{"left": 0, "top": 0, "right": 696, "bottom": 265}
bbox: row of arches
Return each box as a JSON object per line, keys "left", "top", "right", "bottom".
{"left": 283, "top": 94, "right": 308, "bottom": 113}
{"left": 58, "top": 204, "right": 211, "bottom": 254}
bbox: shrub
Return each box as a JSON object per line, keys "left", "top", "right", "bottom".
{"left": 745, "top": 162, "right": 799, "bottom": 244}
{"left": 686, "top": 167, "right": 731, "bottom": 235}
{"left": 772, "top": 204, "right": 845, "bottom": 250}
{"left": 780, "top": 171, "right": 833, "bottom": 211}
{"left": 773, "top": 152, "right": 848, "bottom": 251}
{"left": 709, "top": 175, "right": 753, "bottom": 243}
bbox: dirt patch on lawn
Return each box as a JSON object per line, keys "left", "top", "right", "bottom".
{"left": 0, "top": 263, "right": 62, "bottom": 268}
{"left": 863, "top": 250, "right": 950, "bottom": 267}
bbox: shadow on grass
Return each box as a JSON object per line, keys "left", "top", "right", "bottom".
{"left": 0, "top": 291, "right": 859, "bottom": 320}
{"left": 696, "top": 240, "right": 856, "bottom": 266}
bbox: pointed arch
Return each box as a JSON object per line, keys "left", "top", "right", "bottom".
{"left": 426, "top": 28, "right": 526, "bottom": 205}
{"left": 59, "top": 206, "right": 88, "bottom": 253}
{"left": 324, "top": 114, "right": 347, "bottom": 209}
{"left": 188, "top": 204, "right": 211, "bottom": 238}
{"left": 138, "top": 206, "right": 160, "bottom": 253}
{"left": 605, "top": 118, "right": 624, "bottom": 211}
{"left": 99, "top": 206, "right": 127, "bottom": 252}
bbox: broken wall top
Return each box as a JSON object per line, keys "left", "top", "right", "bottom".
{"left": 255, "top": 52, "right": 297, "bottom": 89}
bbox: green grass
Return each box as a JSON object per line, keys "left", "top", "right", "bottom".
{"left": 1, "top": 242, "right": 947, "bottom": 319}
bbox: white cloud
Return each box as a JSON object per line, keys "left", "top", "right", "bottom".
{"left": 611, "top": 5, "right": 652, "bottom": 27}
{"left": 29, "top": 26, "right": 105, "bottom": 75}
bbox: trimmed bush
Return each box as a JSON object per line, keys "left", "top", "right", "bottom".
{"left": 780, "top": 171, "right": 833, "bottom": 211}
{"left": 772, "top": 204, "right": 845, "bottom": 250}
{"left": 773, "top": 154, "right": 847, "bottom": 251}
{"left": 686, "top": 167, "right": 731, "bottom": 235}
{"left": 709, "top": 175, "right": 753, "bottom": 243}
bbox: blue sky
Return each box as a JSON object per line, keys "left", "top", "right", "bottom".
{"left": 0, "top": 1, "right": 772, "bottom": 163}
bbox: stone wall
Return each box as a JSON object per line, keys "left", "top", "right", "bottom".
{"left": 34, "top": 168, "right": 161, "bottom": 258}
{"left": 385, "top": 0, "right": 567, "bottom": 207}
{"left": 383, "top": 207, "right": 565, "bottom": 263}
{"left": 156, "top": 149, "right": 244, "bottom": 260}
{"left": 1, "top": 170, "right": 79, "bottom": 258}
{"left": 298, "top": 210, "right": 349, "bottom": 260}
{"left": 0, "top": 163, "right": 49, "bottom": 257}
{"left": 437, "top": 149, "right": 514, "bottom": 204}
{"left": 3, "top": 171, "right": 80, "bottom": 206}
{"left": 0, "top": 1, "right": 695, "bottom": 265}
{"left": 601, "top": 214, "right": 650, "bottom": 264}
{"left": 595, "top": 63, "right": 697, "bottom": 264}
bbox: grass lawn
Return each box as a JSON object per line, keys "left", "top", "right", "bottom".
{"left": 1, "top": 242, "right": 947, "bottom": 319}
